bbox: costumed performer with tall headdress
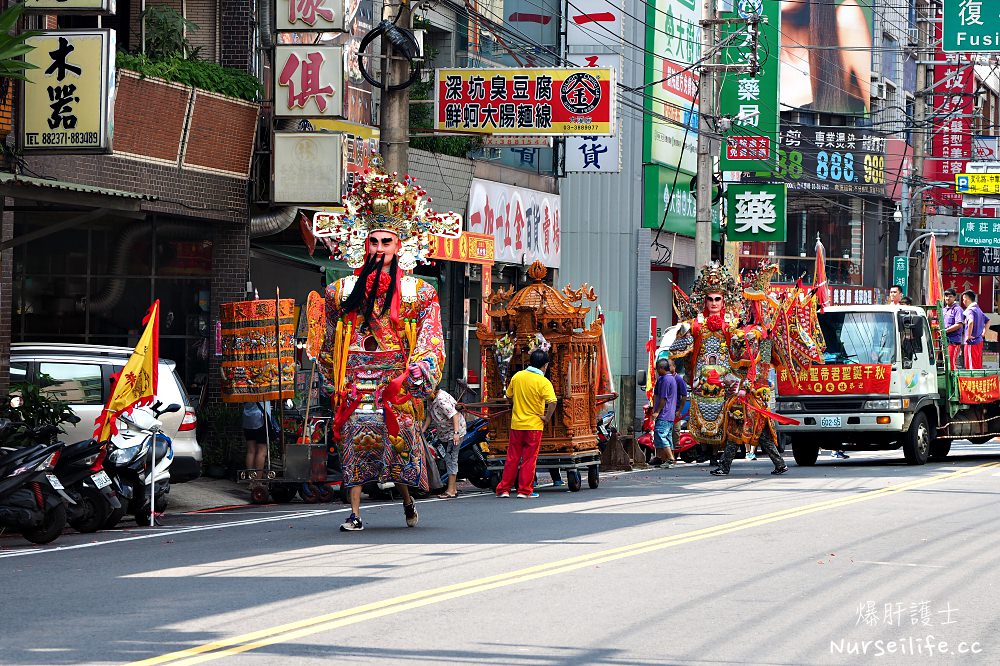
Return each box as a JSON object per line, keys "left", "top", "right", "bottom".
{"left": 313, "top": 157, "right": 461, "bottom": 532}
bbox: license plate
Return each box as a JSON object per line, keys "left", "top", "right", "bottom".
{"left": 46, "top": 474, "right": 64, "bottom": 490}
{"left": 820, "top": 417, "right": 842, "bottom": 428}
{"left": 91, "top": 470, "right": 111, "bottom": 489}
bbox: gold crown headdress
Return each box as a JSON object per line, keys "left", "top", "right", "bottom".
{"left": 312, "top": 157, "right": 462, "bottom": 270}
{"left": 741, "top": 259, "right": 780, "bottom": 326}
{"left": 690, "top": 263, "right": 742, "bottom": 315}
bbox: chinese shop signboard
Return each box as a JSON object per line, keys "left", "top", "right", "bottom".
{"left": 725, "top": 183, "right": 786, "bottom": 242}
{"left": 565, "top": 53, "right": 621, "bottom": 173}
{"left": 776, "top": 364, "right": 892, "bottom": 397}
{"left": 434, "top": 67, "right": 616, "bottom": 136}
{"left": 742, "top": 124, "right": 888, "bottom": 196}
{"left": 274, "top": 45, "right": 344, "bottom": 117}
{"left": 272, "top": 132, "right": 343, "bottom": 205}
{"left": 276, "top": 0, "right": 346, "bottom": 31}
{"left": 957, "top": 374, "right": 1000, "bottom": 404}
{"left": 429, "top": 232, "right": 495, "bottom": 265}
{"left": 643, "top": 0, "right": 700, "bottom": 174}
{"left": 718, "top": 0, "right": 780, "bottom": 172}
{"left": 566, "top": 0, "right": 623, "bottom": 47}
{"left": 927, "top": 15, "right": 974, "bottom": 206}
{"left": 19, "top": 30, "right": 115, "bottom": 153}
{"left": 467, "top": 178, "right": 561, "bottom": 268}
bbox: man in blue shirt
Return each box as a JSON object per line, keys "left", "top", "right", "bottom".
{"left": 650, "top": 358, "right": 677, "bottom": 467}
{"left": 943, "top": 288, "right": 964, "bottom": 370}
{"left": 962, "top": 290, "right": 987, "bottom": 370}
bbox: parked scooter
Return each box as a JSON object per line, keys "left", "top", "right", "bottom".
{"left": 0, "top": 419, "right": 72, "bottom": 544}
{"left": 596, "top": 410, "right": 617, "bottom": 452}
{"left": 427, "top": 416, "right": 494, "bottom": 490}
{"left": 103, "top": 401, "right": 178, "bottom": 528}
{"left": 54, "top": 436, "right": 120, "bottom": 533}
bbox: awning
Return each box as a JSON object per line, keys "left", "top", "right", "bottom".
{"left": 250, "top": 244, "right": 351, "bottom": 285}
{"left": 0, "top": 173, "right": 156, "bottom": 212}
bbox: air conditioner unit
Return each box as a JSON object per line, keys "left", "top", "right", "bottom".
{"left": 907, "top": 27, "right": 919, "bottom": 47}
{"left": 871, "top": 81, "right": 886, "bottom": 100}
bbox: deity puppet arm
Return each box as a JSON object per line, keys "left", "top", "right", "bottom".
{"left": 403, "top": 281, "right": 446, "bottom": 398}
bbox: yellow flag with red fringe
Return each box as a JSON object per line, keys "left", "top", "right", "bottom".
{"left": 93, "top": 300, "right": 160, "bottom": 441}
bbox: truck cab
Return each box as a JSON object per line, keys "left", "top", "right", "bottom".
{"left": 774, "top": 304, "right": 992, "bottom": 465}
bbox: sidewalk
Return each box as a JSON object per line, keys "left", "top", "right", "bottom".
{"left": 169, "top": 477, "right": 252, "bottom": 513}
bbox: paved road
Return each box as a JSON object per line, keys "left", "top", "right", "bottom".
{"left": 5, "top": 444, "right": 1000, "bottom": 665}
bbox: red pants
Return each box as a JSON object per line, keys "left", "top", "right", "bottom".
{"left": 497, "top": 429, "right": 543, "bottom": 495}
{"left": 965, "top": 342, "right": 983, "bottom": 370}
{"left": 948, "top": 343, "right": 963, "bottom": 370}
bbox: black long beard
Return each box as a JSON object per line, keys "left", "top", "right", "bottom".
{"left": 342, "top": 254, "right": 399, "bottom": 325}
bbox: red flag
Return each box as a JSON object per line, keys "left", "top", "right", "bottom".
{"left": 927, "top": 235, "right": 943, "bottom": 304}
{"left": 299, "top": 212, "right": 316, "bottom": 257}
{"left": 814, "top": 237, "right": 831, "bottom": 310}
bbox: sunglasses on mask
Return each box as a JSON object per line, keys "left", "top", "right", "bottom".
{"left": 706, "top": 296, "right": 724, "bottom": 303}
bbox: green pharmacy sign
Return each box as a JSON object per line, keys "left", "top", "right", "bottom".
{"left": 726, "top": 183, "right": 786, "bottom": 243}
{"left": 718, "top": 0, "right": 780, "bottom": 172}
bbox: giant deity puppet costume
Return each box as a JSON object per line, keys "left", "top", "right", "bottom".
{"left": 658, "top": 262, "right": 824, "bottom": 476}
{"left": 312, "top": 158, "right": 460, "bottom": 531}
{"left": 660, "top": 264, "right": 745, "bottom": 460}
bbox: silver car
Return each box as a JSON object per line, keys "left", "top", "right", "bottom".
{"left": 10, "top": 343, "right": 202, "bottom": 482}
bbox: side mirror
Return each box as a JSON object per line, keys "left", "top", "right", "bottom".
{"left": 636, "top": 370, "right": 647, "bottom": 387}
{"left": 65, "top": 414, "right": 82, "bottom": 424}
{"left": 163, "top": 403, "right": 182, "bottom": 415}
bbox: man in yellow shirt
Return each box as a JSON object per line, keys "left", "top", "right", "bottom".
{"left": 497, "top": 349, "right": 557, "bottom": 498}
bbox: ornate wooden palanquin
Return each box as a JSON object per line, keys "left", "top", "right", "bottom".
{"left": 477, "top": 261, "right": 605, "bottom": 457}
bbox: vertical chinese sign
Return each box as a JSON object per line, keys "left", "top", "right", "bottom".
{"left": 564, "top": 54, "right": 621, "bottom": 173}
{"left": 19, "top": 30, "right": 115, "bottom": 153}
{"left": 725, "top": 183, "right": 786, "bottom": 243}
{"left": 927, "top": 8, "right": 974, "bottom": 207}
{"left": 274, "top": 45, "right": 345, "bottom": 117}
{"left": 719, "top": 0, "right": 779, "bottom": 172}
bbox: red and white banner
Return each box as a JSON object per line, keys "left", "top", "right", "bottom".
{"left": 467, "top": 178, "right": 561, "bottom": 268}
{"left": 777, "top": 364, "right": 892, "bottom": 397}
{"left": 957, "top": 374, "right": 1000, "bottom": 404}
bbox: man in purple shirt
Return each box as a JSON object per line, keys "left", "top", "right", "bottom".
{"left": 962, "top": 290, "right": 987, "bottom": 370}
{"left": 650, "top": 358, "right": 677, "bottom": 467}
{"left": 943, "top": 288, "right": 964, "bottom": 369}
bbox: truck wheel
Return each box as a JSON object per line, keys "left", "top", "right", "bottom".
{"left": 903, "top": 412, "right": 931, "bottom": 465}
{"left": 930, "top": 440, "right": 951, "bottom": 460}
{"left": 791, "top": 439, "right": 820, "bottom": 466}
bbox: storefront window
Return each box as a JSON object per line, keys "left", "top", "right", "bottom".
{"left": 12, "top": 219, "right": 212, "bottom": 397}
{"left": 737, "top": 196, "right": 861, "bottom": 285}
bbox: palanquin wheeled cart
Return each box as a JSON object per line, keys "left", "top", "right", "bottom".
{"left": 477, "top": 262, "right": 615, "bottom": 492}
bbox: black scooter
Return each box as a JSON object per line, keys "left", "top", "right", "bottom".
{"left": 54, "top": 437, "right": 120, "bottom": 533}
{"left": 428, "top": 416, "right": 494, "bottom": 489}
{"left": 0, "top": 420, "right": 73, "bottom": 544}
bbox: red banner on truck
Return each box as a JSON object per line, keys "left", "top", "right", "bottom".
{"left": 777, "top": 364, "right": 892, "bottom": 396}
{"left": 957, "top": 375, "right": 1000, "bottom": 405}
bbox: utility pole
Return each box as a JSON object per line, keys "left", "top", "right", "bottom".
{"left": 380, "top": 0, "right": 412, "bottom": 176}
{"left": 910, "top": 0, "right": 931, "bottom": 298}
{"left": 695, "top": 0, "right": 717, "bottom": 269}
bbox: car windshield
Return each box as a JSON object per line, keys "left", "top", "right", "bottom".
{"left": 819, "top": 311, "right": 897, "bottom": 364}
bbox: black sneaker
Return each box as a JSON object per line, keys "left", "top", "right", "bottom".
{"left": 710, "top": 467, "right": 729, "bottom": 476}
{"left": 404, "top": 501, "right": 419, "bottom": 527}
{"left": 771, "top": 466, "right": 789, "bottom": 475}
{"left": 340, "top": 513, "right": 363, "bottom": 531}
{"left": 649, "top": 457, "right": 664, "bottom": 467}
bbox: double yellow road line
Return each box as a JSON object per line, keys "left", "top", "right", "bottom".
{"left": 132, "top": 462, "right": 998, "bottom": 666}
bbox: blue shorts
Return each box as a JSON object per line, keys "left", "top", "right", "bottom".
{"left": 653, "top": 419, "right": 674, "bottom": 450}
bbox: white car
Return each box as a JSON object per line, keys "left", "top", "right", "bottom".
{"left": 10, "top": 343, "right": 202, "bottom": 482}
